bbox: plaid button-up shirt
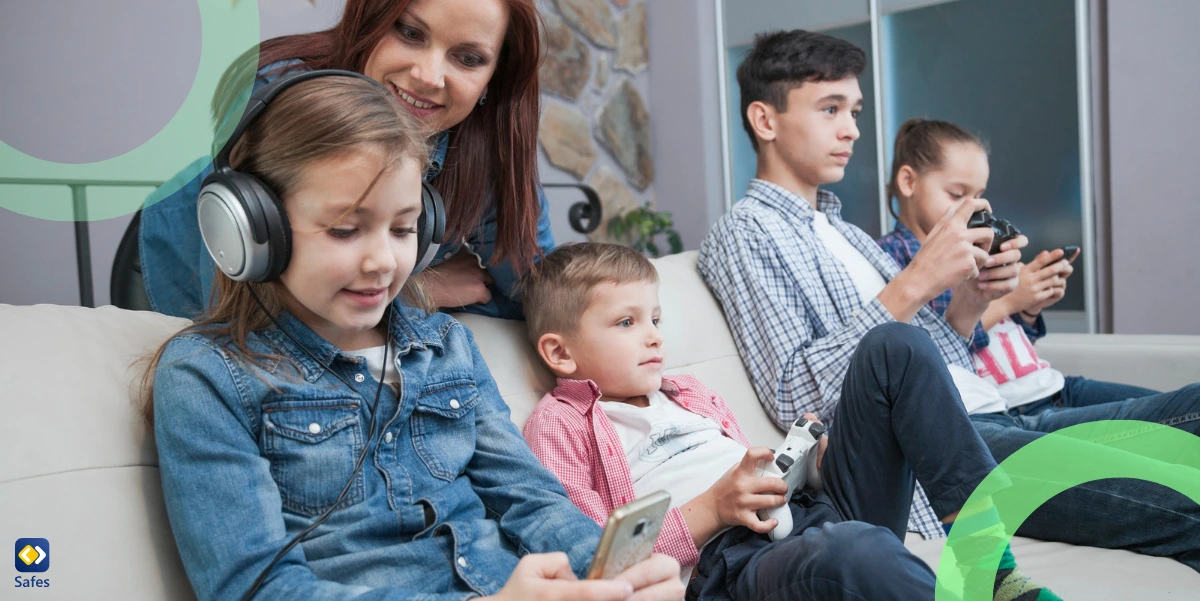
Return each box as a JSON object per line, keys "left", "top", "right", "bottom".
{"left": 877, "top": 222, "right": 1046, "bottom": 353}
{"left": 522, "top": 375, "right": 752, "bottom": 568}
{"left": 697, "top": 179, "right": 978, "bottom": 539}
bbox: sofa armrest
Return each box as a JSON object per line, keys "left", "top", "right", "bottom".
{"left": 1035, "top": 334, "right": 1200, "bottom": 391}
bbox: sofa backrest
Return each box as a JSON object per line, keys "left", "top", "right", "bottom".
{"left": 1, "top": 304, "right": 194, "bottom": 599}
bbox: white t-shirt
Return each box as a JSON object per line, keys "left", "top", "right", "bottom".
{"left": 972, "top": 317, "right": 1065, "bottom": 409}
{"left": 343, "top": 344, "right": 401, "bottom": 386}
{"left": 813, "top": 210, "right": 1007, "bottom": 414}
{"left": 599, "top": 391, "right": 747, "bottom": 511}
{"left": 812, "top": 211, "right": 887, "bottom": 302}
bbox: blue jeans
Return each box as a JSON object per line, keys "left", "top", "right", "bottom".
{"left": 971, "top": 377, "right": 1200, "bottom": 574}
{"left": 689, "top": 324, "right": 999, "bottom": 601}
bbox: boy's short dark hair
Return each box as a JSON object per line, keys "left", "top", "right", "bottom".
{"left": 519, "top": 243, "right": 658, "bottom": 344}
{"left": 737, "top": 29, "right": 867, "bottom": 151}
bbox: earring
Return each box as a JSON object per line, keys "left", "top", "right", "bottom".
{"left": 478, "top": 91, "right": 487, "bottom": 106}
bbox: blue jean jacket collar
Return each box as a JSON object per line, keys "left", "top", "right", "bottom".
{"left": 426, "top": 130, "right": 450, "bottom": 181}
{"left": 262, "top": 300, "right": 444, "bottom": 383}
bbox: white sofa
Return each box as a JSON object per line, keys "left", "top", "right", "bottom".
{"left": 3, "top": 250, "right": 1198, "bottom": 600}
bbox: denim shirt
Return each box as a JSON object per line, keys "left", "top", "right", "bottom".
{"left": 153, "top": 303, "right": 600, "bottom": 601}
{"left": 139, "top": 63, "right": 554, "bottom": 322}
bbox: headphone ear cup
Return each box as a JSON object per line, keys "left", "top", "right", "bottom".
{"left": 198, "top": 170, "right": 270, "bottom": 283}
{"left": 412, "top": 182, "right": 446, "bottom": 275}
{"left": 243, "top": 175, "right": 291, "bottom": 281}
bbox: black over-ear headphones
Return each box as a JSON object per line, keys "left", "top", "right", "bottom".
{"left": 198, "top": 69, "right": 446, "bottom": 283}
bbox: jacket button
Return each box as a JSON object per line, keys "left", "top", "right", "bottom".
{"left": 354, "top": 373, "right": 366, "bottom": 383}
{"left": 721, "top": 420, "right": 730, "bottom": 428}
{"left": 449, "top": 399, "right": 460, "bottom": 409}
{"left": 384, "top": 432, "right": 394, "bottom": 444}
{"left": 457, "top": 556, "right": 468, "bottom": 568}
{"left": 308, "top": 423, "right": 322, "bottom": 434}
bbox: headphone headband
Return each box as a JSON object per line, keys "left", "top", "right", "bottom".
{"left": 199, "top": 69, "right": 446, "bottom": 283}
{"left": 213, "top": 69, "right": 387, "bottom": 171}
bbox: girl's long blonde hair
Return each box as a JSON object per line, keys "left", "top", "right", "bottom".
{"left": 140, "top": 75, "right": 432, "bottom": 427}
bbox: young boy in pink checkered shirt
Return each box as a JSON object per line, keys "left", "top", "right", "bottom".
{"left": 519, "top": 243, "right": 1046, "bottom": 601}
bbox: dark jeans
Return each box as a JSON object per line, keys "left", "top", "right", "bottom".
{"left": 689, "top": 323, "right": 999, "bottom": 601}
{"left": 972, "top": 376, "right": 1200, "bottom": 574}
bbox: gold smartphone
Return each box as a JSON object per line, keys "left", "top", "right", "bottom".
{"left": 586, "top": 490, "right": 671, "bottom": 580}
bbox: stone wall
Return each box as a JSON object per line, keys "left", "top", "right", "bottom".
{"left": 536, "top": 0, "right": 653, "bottom": 244}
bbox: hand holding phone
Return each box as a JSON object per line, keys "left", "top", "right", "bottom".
{"left": 587, "top": 490, "right": 671, "bottom": 580}
{"left": 1059, "top": 245, "right": 1081, "bottom": 263}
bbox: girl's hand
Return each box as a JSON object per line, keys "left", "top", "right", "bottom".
{"left": 971, "top": 233, "right": 1028, "bottom": 300}
{"left": 424, "top": 251, "right": 494, "bottom": 308}
{"left": 482, "top": 553, "right": 684, "bottom": 601}
{"left": 613, "top": 554, "right": 687, "bottom": 601}
{"left": 1002, "top": 249, "right": 1074, "bottom": 318}
{"left": 947, "top": 233, "right": 1028, "bottom": 328}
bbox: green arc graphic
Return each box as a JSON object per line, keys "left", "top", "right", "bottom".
{"left": 0, "top": 0, "right": 259, "bottom": 221}
{"left": 937, "top": 420, "right": 1200, "bottom": 600}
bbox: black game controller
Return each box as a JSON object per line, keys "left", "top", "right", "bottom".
{"left": 967, "top": 211, "right": 1021, "bottom": 255}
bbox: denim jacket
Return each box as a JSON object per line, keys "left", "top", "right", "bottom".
{"left": 139, "top": 63, "right": 554, "bottom": 322}
{"left": 153, "top": 303, "right": 600, "bottom": 601}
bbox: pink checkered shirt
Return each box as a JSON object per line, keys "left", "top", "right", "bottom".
{"left": 522, "top": 375, "right": 753, "bottom": 568}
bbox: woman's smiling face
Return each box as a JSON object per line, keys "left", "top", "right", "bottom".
{"left": 363, "top": 0, "right": 509, "bottom": 133}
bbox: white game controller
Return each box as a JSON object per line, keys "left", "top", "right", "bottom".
{"left": 755, "top": 417, "right": 826, "bottom": 541}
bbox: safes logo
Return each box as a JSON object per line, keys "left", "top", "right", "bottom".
{"left": 14, "top": 539, "right": 48, "bottom": 573}
{"left": 14, "top": 538, "right": 50, "bottom": 589}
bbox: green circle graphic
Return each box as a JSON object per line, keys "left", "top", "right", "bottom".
{"left": 0, "top": 0, "right": 259, "bottom": 221}
{"left": 936, "top": 420, "right": 1200, "bottom": 600}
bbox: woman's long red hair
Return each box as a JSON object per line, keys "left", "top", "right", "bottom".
{"left": 255, "top": 0, "right": 544, "bottom": 272}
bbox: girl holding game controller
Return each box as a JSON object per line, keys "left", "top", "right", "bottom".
{"left": 879, "top": 118, "right": 1200, "bottom": 574}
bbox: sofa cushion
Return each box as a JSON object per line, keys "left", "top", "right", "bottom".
{"left": 0, "top": 304, "right": 189, "bottom": 483}
{"left": 1037, "top": 333, "right": 1200, "bottom": 391}
{"left": 1, "top": 304, "right": 195, "bottom": 600}
{"left": 904, "top": 534, "right": 1200, "bottom": 598}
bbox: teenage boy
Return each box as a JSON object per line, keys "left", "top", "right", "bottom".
{"left": 697, "top": 29, "right": 1200, "bottom": 573}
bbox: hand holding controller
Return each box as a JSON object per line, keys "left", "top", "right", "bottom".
{"left": 755, "top": 417, "right": 827, "bottom": 541}
{"left": 967, "top": 210, "right": 1022, "bottom": 255}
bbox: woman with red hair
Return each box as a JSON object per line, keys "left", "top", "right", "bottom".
{"left": 141, "top": 0, "right": 554, "bottom": 321}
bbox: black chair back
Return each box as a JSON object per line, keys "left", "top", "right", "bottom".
{"left": 110, "top": 211, "right": 152, "bottom": 311}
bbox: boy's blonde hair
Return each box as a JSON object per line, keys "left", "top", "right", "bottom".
{"left": 521, "top": 243, "right": 658, "bottom": 343}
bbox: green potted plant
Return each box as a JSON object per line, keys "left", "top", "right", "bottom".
{"left": 605, "top": 202, "right": 683, "bottom": 258}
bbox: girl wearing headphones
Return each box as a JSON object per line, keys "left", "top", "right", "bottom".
{"left": 143, "top": 74, "right": 682, "bottom": 601}
{"left": 141, "top": 0, "right": 554, "bottom": 321}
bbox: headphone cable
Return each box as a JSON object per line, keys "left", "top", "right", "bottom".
{"left": 241, "top": 286, "right": 391, "bottom": 601}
